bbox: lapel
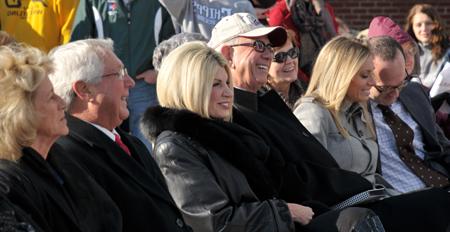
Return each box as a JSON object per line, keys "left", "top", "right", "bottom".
{"left": 367, "top": 101, "right": 383, "bottom": 174}
{"left": 20, "top": 148, "right": 83, "bottom": 232}
{"left": 65, "top": 115, "right": 176, "bottom": 206}
{"left": 399, "top": 84, "right": 438, "bottom": 148}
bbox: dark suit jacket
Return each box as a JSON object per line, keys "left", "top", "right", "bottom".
{"left": 56, "top": 115, "right": 190, "bottom": 232}
{"left": 0, "top": 146, "right": 122, "bottom": 232}
{"left": 376, "top": 82, "right": 450, "bottom": 177}
{"left": 232, "top": 88, "right": 373, "bottom": 206}
{"left": 232, "top": 88, "right": 450, "bottom": 231}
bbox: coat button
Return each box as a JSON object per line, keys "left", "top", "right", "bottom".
{"left": 176, "top": 218, "right": 184, "bottom": 228}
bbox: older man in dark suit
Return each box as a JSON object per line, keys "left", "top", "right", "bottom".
{"left": 368, "top": 36, "right": 450, "bottom": 193}
{"left": 48, "top": 38, "right": 191, "bottom": 232}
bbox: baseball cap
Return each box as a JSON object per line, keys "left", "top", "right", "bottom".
{"left": 368, "top": 16, "right": 413, "bottom": 44}
{"left": 208, "top": 13, "right": 287, "bottom": 48}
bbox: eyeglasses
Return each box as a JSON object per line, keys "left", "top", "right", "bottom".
{"left": 230, "top": 40, "right": 274, "bottom": 53}
{"left": 272, "top": 47, "right": 300, "bottom": 63}
{"left": 373, "top": 70, "right": 412, "bottom": 94}
{"left": 102, "top": 67, "right": 128, "bottom": 80}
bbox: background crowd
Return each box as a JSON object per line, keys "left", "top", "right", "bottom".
{"left": 0, "top": 0, "right": 450, "bottom": 231}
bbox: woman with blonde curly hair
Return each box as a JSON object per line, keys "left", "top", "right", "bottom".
{"left": 405, "top": 3, "right": 450, "bottom": 88}
{"left": 0, "top": 44, "right": 121, "bottom": 232}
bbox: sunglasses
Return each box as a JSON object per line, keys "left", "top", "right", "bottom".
{"left": 373, "top": 70, "right": 413, "bottom": 94}
{"left": 272, "top": 47, "right": 300, "bottom": 63}
{"left": 230, "top": 40, "right": 274, "bottom": 53}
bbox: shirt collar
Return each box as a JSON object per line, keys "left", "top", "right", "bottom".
{"left": 86, "top": 121, "right": 118, "bottom": 141}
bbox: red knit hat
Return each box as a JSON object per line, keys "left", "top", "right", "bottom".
{"left": 368, "top": 16, "right": 412, "bottom": 44}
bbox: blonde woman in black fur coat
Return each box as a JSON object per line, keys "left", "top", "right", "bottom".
{"left": 140, "top": 41, "right": 384, "bottom": 232}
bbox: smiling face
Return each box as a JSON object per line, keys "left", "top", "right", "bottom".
{"left": 229, "top": 36, "right": 272, "bottom": 92}
{"left": 412, "top": 12, "right": 435, "bottom": 44}
{"left": 33, "top": 76, "right": 68, "bottom": 141}
{"left": 90, "top": 50, "right": 135, "bottom": 130}
{"left": 346, "top": 56, "right": 375, "bottom": 103}
{"left": 268, "top": 42, "right": 298, "bottom": 87}
{"left": 208, "top": 67, "right": 234, "bottom": 120}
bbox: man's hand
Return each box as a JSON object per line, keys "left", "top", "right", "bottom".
{"left": 136, "top": 69, "right": 157, "bottom": 84}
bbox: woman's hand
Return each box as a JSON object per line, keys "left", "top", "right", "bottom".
{"left": 287, "top": 203, "right": 315, "bottom": 225}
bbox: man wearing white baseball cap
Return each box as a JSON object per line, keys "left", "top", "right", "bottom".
{"left": 209, "top": 12, "right": 287, "bottom": 93}
{"left": 209, "top": 13, "right": 387, "bottom": 231}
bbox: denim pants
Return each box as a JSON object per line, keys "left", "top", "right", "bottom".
{"left": 128, "top": 80, "right": 157, "bottom": 153}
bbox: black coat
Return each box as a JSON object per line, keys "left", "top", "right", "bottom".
{"left": 141, "top": 106, "right": 387, "bottom": 232}
{"left": 232, "top": 89, "right": 450, "bottom": 231}
{"left": 0, "top": 191, "right": 43, "bottom": 232}
{"left": 55, "top": 115, "right": 191, "bottom": 232}
{"left": 142, "top": 106, "right": 295, "bottom": 232}
{"left": 0, "top": 146, "right": 122, "bottom": 232}
{"left": 232, "top": 88, "right": 373, "bottom": 206}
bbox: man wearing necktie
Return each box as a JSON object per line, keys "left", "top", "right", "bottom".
{"left": 48, "top": 38, "right": 191, "bottom": 232}
{"left": 368, "top": 36, "right": 450, "bottom": 194}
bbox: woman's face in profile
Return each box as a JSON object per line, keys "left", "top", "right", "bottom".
{"left": 347, "top": 56, "right": 375, "bottom": 103}
{"left": 33, "top": 76, "right": 68, "bottom": 141}
{"left": 208, "top": 67, "right": 233, "bottom": 121}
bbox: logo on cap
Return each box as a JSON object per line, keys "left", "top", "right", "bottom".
{"left": 242, "top": 14, "right": 260, "bottom": 26}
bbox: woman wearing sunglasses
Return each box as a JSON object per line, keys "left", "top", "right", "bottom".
{"left": 293, "top": 36, "right": 381, "bottom": 185}
{"left": 141, "top": 41, "right": 387, "bottom": 232}
{"left": 266, "top": 30, "right": 305, "bottom": 109}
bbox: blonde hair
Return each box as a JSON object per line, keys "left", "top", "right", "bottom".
{"left": 157, "top": 41, "right": 233, "bottom": 120}
{"left": 304, "top": 36, "right": 374, "bottom": 137}
{"left": 0, "top": 45, "right": 52, "bottom": 160}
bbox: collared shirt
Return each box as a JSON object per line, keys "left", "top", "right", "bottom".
{"left": 87, "top": 122, "right": 119, "bottom": 142}
{"left": 371, "top": 100, "right": 427, "bottom": 192}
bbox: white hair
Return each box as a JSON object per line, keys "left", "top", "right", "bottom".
{"left": 48, "top": 38, "right": 114, "bottom": 110}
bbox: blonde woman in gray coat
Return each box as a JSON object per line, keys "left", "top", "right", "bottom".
{"left": 293, "top": 36, "right": 380, "bottom": 184}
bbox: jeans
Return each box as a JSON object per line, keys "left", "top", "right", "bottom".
{"left": 128, "top": 80, "right": 157, "bottom": 153}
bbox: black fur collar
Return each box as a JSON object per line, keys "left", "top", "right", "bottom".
{"left": 141, "top": 106, "right": 285, "bottom": 199}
